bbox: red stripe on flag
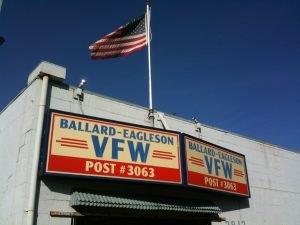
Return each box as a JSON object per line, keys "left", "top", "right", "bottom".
{"left": 91, "top": 40, "right": 147, "bottom": 53}
{"left": 91, "top": 45, "right": 147, "bottom": 60}
{"left": 93, "top": 35, "right": 146, "bottom": 47}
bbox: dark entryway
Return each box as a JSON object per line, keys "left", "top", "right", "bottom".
{"left": 68, "top": 191, "right": 221, "bottom": 225}
{"left": 74, "top": 216, "right": 211, "bottom": 225}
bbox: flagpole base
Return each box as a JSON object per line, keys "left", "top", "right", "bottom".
{"left": 148, "top": 109, "right": 155, "bottom": 127}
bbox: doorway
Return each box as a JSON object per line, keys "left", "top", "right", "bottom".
{"left": 74, "top": 216, "right": 211, "bottom": 225}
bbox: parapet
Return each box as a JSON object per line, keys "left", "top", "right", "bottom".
{"left": 27, "top": 61, "right": 66, "bottom": 85}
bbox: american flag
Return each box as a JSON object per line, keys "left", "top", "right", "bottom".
{"left": 89, "top": 14, "right": 148, "bottom": 59}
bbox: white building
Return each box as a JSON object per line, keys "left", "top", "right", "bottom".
{"left": 0, "top": 61, "right": 299, "bottom": 225}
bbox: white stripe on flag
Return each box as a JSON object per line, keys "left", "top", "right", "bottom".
{"left": 95, "top": 33, "right": 146, "bottom": 43}
{"left": 91, "top": 42, "right": 147, "bottom": 57}
{"left": 90, "top": 38, "right": 146, "bottom": 50}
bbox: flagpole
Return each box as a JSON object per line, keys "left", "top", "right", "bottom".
{"left": 146, "top": 0, "right": 154, "bottom": 126}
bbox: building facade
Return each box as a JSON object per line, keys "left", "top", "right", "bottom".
{"left": 0, "top": 62, "right": 299, "bottom": 225}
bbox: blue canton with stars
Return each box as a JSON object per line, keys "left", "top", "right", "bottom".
{"left": 122, "top": 14, "right": 146, "bottom": 36}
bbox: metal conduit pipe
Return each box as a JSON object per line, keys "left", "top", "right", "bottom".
{"left": 26, "top": 75, "right": 49, "bottom": 225}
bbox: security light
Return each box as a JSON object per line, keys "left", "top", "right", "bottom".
{"left": 78, "top": 79, "right": 86, "bottom": 89}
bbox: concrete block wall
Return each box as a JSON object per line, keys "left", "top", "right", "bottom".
{"left": 0, "top": 80, "right": 42, "bottom": 225}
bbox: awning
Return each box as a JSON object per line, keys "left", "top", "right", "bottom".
{"left": 70, "top": 191, "right": 222, "bottom": 215}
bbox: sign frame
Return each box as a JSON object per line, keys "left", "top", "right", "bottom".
{"left": 40, "top": 109, "right": 183, "bottom": 186}
{"left": 183, "top": 134, "right": 251, "bottom": 197}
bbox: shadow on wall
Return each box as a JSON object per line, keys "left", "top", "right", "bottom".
{"left": 41, "top": 176, "right": 250, "bottom": 214}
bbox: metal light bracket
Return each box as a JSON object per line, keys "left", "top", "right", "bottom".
{"left": 73, "top": 88, "right": 84, "bottom": 101}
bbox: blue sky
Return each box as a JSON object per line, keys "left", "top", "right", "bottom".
{"left": 0, "top": 0, "right": 299, "bottom": 151}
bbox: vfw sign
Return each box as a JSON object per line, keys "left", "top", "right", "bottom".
{"left": 45, "top": 111, "right": 182, "bottom": 184}
{"left": 44, "top": 111, "right": 250, "bottom": 197}
{"left": 184, "top": 136, "right": 250, "bottom": 196}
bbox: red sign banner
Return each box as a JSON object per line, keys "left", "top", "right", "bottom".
{"left": 45, "top": 111, "right": 182, "bottom": 184}
{"left": 184, "top": 136, "right": 250, "bottom": 196}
